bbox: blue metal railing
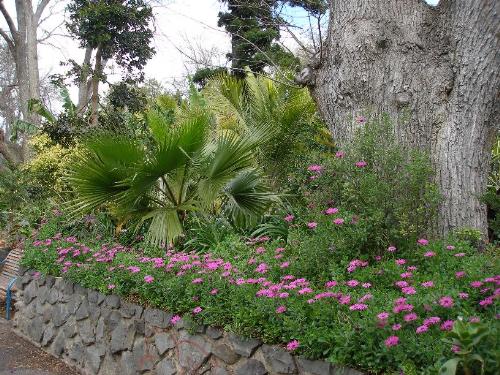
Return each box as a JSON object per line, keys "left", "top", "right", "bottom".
{"left": 6, "top": 277, "right": 17, "bottom": 320}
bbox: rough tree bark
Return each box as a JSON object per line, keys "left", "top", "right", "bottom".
{"left": 306, "top": 0, "right": 499, "bottom": 236}
{"left": 0, "top": 0, "right": 51, "bottom": 163}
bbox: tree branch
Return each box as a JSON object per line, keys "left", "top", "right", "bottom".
{"left": 0, "top": 0, "right": 18, "bottom": 39}
{"left": 35, "top": 0, "right": 52, "bottom": 22}
{"left": 0, "top": 27, "right": 15, "bottom": 53}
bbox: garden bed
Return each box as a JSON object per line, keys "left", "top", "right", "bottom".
{"left": 20, "top": 223, "right": 499, "bottom": 374}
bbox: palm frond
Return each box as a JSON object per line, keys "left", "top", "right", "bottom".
{"left": 223, "top": 169, "right": 278, "bottom": 228}
{"left": 66, "top": 135, "right": 145, "bottom": 215}
{"left": 140, "top": 208, "right": 183, "bottom": 246}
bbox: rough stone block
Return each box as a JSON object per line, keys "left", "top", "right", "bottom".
{"left": 104, "top": 294, "right": 121, "bottom": 309}
{"left": 78, "top": 319, "right": 96, "bottom": 345}
{"left": 85, "top": 345, "right": 104, "bottom": 375}
{"left": 156, "top": 357, "right": 177, "bottom": 375}
{"left": 261, "top": 344, "right": 297, "bottom": 374}
{"left": 178, "top": 331, "right": 212, "bottom": 371}
{"left": 206, "top": 327, "right": 224, "bottom": 340}
{"left": 120, "top": 301, "right": 143, "bottom": 319}
{"left": 212, "top": 343, "right": 240, "bottom": 365}
{"left": 132, "top": 336, "right": 160, "bottom": 372}
{"left": 235, "top": 359, "right": 268, "bottom": 375}
{"left": 144, "top": 308, "right": 171, "bottom": 328}
{"left": 110, "top": 320, "right": 136, "bottom": 354}
{"left": 155, "top": 332, "right": 176, "bottom": 355}
{"left": 228, "top": 333, "right": 261, "bottom": 357}
{"left": 297, "top": 357, "right": 332, "bottom": 375}
{"left": 41, "top": 323, "right": 56, "bottom": 346}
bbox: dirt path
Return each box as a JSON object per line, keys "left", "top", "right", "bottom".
{"left": 0, "top": 317, "right": 80, "bottom": 375}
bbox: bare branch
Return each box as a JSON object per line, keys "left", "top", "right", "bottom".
{"left": 0, "top": 0, "right": 18, "bottom": 39}
{"left": 0, "top": 27, "right": 15, "bottom": 53}
{"left": 35, "top": 0, "right": 52, "bottom": 22}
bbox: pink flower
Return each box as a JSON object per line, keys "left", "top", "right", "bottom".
{"left": 307, "top": 164, "right": 323, "bottom": 173}
{"left": 455, "top": 271, "right": 466, "bottom": 279}
{"left": 440, "top": 320, "right": 454, "bottom": 331}
{"left": 458, "top": 292, "right": 469, "bottom": 299}
{"left": 107, "top": 284, "right": 116, "bottom": 290}
{"left": 417, "top": 238, "right": 429, "bottom": 246}
{"left": 192, "top": 306, "right": 203, "bottom": 314}
{"left": 446, "top": 245, "right": 455, "bottom": 250}
{"left": 407, "top": 266, "right": 417, "bottom": 271}
{"left": 393, "top": 304, "right": 414, "bottom": 313}
{"left": 335, "top": 151, "right": 345, "bottom": 158}
{"left": 404, "top": 313, "right": 418, "bottom": 322}
{"left": 280, "top": 262, "right": 290, "bottom": 269}
{"left": 346, "top": 280, "right": 359, "bottom": 287}
{"left": 284, "top": 214, "right": 294, "bottom": 222}
{"left": 210, "top": 289, "right": 218, "bottom": 295}
{"left": 355, "top": 160, "right": 367, "bottom": 168}
{"left": 402, "top": 287, "right": 416, "bottom": 295}
{"left": 144, "top": 275, "right": 154, "bottom": 283}
{"left": 307, "top": 222, "right": 318, "bottom": 229}
{"left": 192, "top": 278, "right": 204, "bottom": 284}
{"left": 275, "top": 247, "right": 285, "bottom": 253}
{"left": 470, "top": 281, "right": 483, "bottom": 288}
{"left": 423, "top": 251, "right": 436, "bottom": 257}
{"left": 479, "top": 297, "right": 494, "bottom": 307}
{"left": 333, "top": 218, "right": 345, "bottom": 225}
{"left": 128, "top": 266, "right": 140, "bottom": 273}
{"left": 362, "top": 283, "right": 372, "bottom": 288}
{"left": 286, "top": 340, "right": 299, "bottom": 351}
{"left": 349, "top": 303, "right": 368, "bottom": 311}
{"left": 395, "top": 259, "right": 406, "bottom": 265}
{"left": 416, "top": 325, "right": 429, "bottom": 334}
{"left": 170, "top": 315, "right": 181, "bottom": 324}
{"left": 339, "top": 295, "right": 351, "bottom": 305}
{"left": 439, "top": 296, "right": 454, "bottom": 308}
{"left": 392, "top": 324, "right": 402, "bottom": 331}
{"left": 358, "top": 294, "right": 373, "bottom": 302}
{"left": 423, "top": 316, "right": 441, "bottom": 326}
{"left": 276, "top": 305, "right": 287, "bottom": 314}
{"left": 298, "top": 288, "right": 313, "bottom": 295}
{"left": 384, "top": 335, "right": 399, "bottom": 347}
{"left": 451, "top": 345, "right": 461, "bottom": 353}
{"left": 400, "top": 272, "right": 412, "bottom": 279}
{"left": 421, "top": 281, "right": 434, "bottom": 288}
{"left": 387, "top": 246, "right": 397, "bottom": 253}
{"left": 454, "top": 252, "right": 466, "bottom": 257}
{"left": 279, "top": 292, "right": 289, "bottom": 298}
{"left": 355, "top": 115, "right": 367, "bottom": 124}
{"left": 377, "top": 312, "right": 390, "bottom": 320}
{"left": 255, "top": 247, "right": 266, "bottom": 254}
{"left": 469, "top": 317, "right": 480, "bottom": 323}
{"left": 395, "top": 281, "right": 409, "bottom": 288}
{"left": 255, "top": 263, "right": 268, "bottom": 274}
{"left": 325, "top": 281, "right": 338, "bottom": 288}
{"left": 325, "top": 207, "right": 339, "bottom": 215}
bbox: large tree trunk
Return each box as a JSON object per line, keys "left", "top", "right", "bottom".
{"left": 308, "top": 0, "right": 499, "bottom": 236}
{"left": 77, "top": 46, "right": 93, "bottom": 113}
{"left": 90, "top": 45, "right": 103, "bottom": 126}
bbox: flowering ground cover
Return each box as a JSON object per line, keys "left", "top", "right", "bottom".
{"left": 22, "top": 212, "right": 499, "bottom": 374}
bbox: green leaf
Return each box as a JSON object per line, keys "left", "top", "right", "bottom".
{"left": 439, "top": 358, "right": 461, "bottom": 375}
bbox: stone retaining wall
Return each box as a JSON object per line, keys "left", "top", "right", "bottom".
{"left": 13, "top": 269, "right": 363, "bottom": 375}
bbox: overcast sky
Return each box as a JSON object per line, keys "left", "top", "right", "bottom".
{"left": 1, "top": 0, "right": 440, "bottom": 103}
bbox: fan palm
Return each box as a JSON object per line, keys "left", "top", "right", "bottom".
{"left": 66, "top": 95, "right": 278, "bottom": 246}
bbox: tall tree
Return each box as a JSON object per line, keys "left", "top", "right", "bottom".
{"left": 66, "top": 0, "right": 155, "bottom": 125}
{"left": 0, "top": 0, "right": 54, "bottom": 164}
{"left": 301, "top": 0, "right": 499, "bottom": 236}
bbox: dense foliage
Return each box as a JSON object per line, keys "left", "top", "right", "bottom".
{"left": 66, "top": 0, "right": 155, "bottom": 80}
{"left": 22, "top": 194, "right": 498, "bottom": 375}
{"left": 66, "top": 87, "right": 279, "bottom": 245}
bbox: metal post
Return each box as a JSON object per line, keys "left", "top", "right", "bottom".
{"left": 6, "top": 277, "right": 17, "bottom": 320}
